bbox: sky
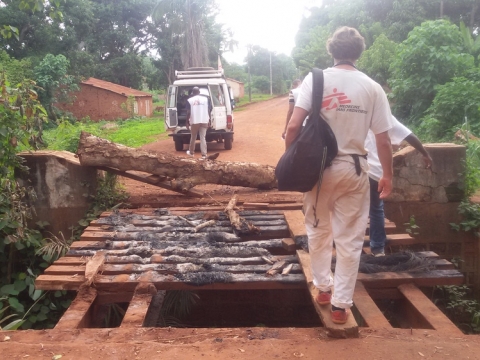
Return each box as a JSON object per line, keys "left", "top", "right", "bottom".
{"left": 215, "top": 0, "right": 324, "bottom": 65}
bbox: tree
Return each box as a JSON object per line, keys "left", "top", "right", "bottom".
{"left": 417, "top": 73, "right": 480, "bottom": 141}
{"left": 153, "top": 0, "right": 215, "bottom": 70}
{"left": 389, "top": 19, "right": 475, "bottom": 125}
{"left": 33, "top": 54, "right": 78, "bottom": 120}
{"left": 357, "top": 33, "right": 397, "bottom": 87}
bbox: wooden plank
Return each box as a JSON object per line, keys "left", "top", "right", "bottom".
{"left": 120, "top": 283, "right": 158, "bottom": 328}
{"left": 44, "top": 263, "right": 304, "bottom": 276}
{"left": 358, "top": 269, "right": 464, "bottom": 288}
{"left": 363, "top": 233, "right": 416, "bottom": 246}
{"left": 353, "top": 282, "right": 392, "bottom": 329}
{"left": 35, "top": 273, "right": 307, "bottom": 291}
{"left": 96, "top": 166, "right": 204, "bottom": 198}
{"left": 398, "top": 283, "right": 464, "bottom": 336}
{"left": 282, "top": 238, "right": 296, "bottom": 252}
{"left": 283, "top": 210, "right": 306, "bottom": 239}
{"left": 296, "top": 250, "right": 359, "bottom": 338}
{"left": 69, "top": 238, "right": 286, "bottom": 251}
{"left": 53, "top": 285, "right": 97, "bottom": 330}
{"left": 84, "top": 251, "right": 106, "bottom": 286}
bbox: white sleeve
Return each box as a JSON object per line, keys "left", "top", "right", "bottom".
{"left": 369, "top": 84, "right": 393, "bottom": 135}
{"left": 389, "top": 116, "right": 412, "bottom": 145}
{"left": 294, "top": 72, "right": 313, "bottom": 112}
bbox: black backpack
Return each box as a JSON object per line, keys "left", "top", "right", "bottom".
{"left": 275, "top": 68, "right": 338, "bottom": 193}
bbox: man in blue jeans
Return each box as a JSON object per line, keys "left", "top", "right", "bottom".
{"left": 365, "top": 116, "right": 433, "bottom": 256}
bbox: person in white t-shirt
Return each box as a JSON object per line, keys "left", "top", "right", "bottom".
{"left": 284, "top": 26, "right": 393, "bottom": 324}
{"left": 186, "top": 87, "right": 210, "bottom": 159}
{"left": 366, "top": 116, "right": 432, "bottom": 256}
{"left": 282, "top": 79, "right": 302, "bottom": 139}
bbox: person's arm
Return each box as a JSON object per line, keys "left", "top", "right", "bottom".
{"left": 404, "top": 133, "right": 433, "bottom": 169}
{"left": 186, "top": 107, "right": 191, "bottom": 130}
{"left": 285, "top": 107, "right": 309, "bottom": 149}
{"left": 375, "top": 131, "right": 393, "bottom": 199}
{"left": 282, "top": 102, "right": 295, "bottom": 139}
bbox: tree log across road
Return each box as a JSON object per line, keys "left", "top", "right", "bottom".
{"left": 77, "top": 132, "right": 277, "bottom": 191}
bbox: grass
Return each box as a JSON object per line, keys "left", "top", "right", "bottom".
{"left": 39, "top": 91, "right": 273, "bottom": 151}
{"left": 42, "top": 117, "right": 166, "bottom": 152}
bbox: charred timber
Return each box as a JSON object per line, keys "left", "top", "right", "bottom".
{"left": 77, "top": 132, "right": 277, "bottom": 190}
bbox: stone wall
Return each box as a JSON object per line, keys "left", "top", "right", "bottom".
{"left": 384, "top": 143, "right": 480, "bottom": 290}
{"left": 15, "top": 151, "right": 97, "bottom": 238}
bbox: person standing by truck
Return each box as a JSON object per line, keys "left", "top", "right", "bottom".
{"left": 186, "top": 87, "right": 209, "bottom": 159}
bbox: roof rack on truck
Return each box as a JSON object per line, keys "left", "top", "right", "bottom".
{"left": 175, "top": 67, "right": 224, "bottom": 79}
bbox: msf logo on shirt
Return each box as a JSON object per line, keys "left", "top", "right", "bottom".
{"left": 322, "top": 88, "right": 368, "bottom": 114}
{"left": 191, "top": 99, "right": 206, "bottom": 107}
{"left": 322, "top": 88, "right": 351, "bottom": 110}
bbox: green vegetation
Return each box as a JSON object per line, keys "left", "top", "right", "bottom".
{"left": 42, "top": 117, "right": 165, "bottom": 152}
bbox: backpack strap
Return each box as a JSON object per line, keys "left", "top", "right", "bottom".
{"left": 310, "top": 67, "right": 325, "bottom": 228}
{"left": 311, "top": 68, "right": 324, "bottom": 118}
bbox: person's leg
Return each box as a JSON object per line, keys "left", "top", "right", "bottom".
{"left": 188, "top": 124, "right": 200, "bottom": 154}
{"left": 330, "top": 159, "right": 369, "bottom": 310}
{"left": 303, "top": 165, "right": 337, "bottom": 294}
{"left": 369, "top": 177, "right": 386, "bottom": 255}
{"left": 198, "top": 125, "right": 207, "bottom": 157}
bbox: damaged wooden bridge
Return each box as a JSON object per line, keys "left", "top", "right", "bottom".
{"left": 35, "top": 206, "right": 465, "bottom": 338}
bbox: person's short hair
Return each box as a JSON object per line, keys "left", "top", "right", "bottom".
{"left": 292, "top": 79, "right": 301, "bottom": 88}
{"left": 326, "top": 26, "right": 365, "bottom": 61}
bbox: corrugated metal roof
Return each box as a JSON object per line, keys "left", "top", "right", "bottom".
{"left": 82, "top": 77, "right": 152, "bottom": 97}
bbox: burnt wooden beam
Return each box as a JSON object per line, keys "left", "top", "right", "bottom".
{"left": 35, "top": 272, "right": 307, "bottom": 292}
{"left": 69, "top": 238, "right": 287, "bottom": 252}
{"left": 296, "top": 250, "right": 359, "bottom": 338}
{"left": 44, "top": 263, "right": 304, "bottom": 276}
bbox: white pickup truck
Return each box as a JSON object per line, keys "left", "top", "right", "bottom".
{"left": 164, "top": 67, "right": 235, "bottom": 151}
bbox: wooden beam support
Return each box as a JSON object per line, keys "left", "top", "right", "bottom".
{"left": 358, "top": 269, "right": 464, "bottom": 288}
{"left": 398, "top": 283, "right": 464, "bottom": 336}
{"left": 53, "top": 285, "right": 97, "bottom": 330}
{"left": 120, "top": 283, "right": 159, "bottom": 328}
{"left": 353, "top": 282, "right": 392, "bottom": 329}
{"left": 296, "top": 250, "right": 359, "bottom": 338}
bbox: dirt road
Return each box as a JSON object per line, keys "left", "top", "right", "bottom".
{"left": 125, "top": 95, "right": 301, "bottom": 207}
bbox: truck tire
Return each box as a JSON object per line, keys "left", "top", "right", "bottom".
{"left": 224, "top": 134, "right": 233, "bottom": 150}
{"left": 174, "top": 137, "right": 184, "bottom": 151}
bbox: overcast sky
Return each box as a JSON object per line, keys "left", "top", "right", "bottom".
{"left": 215, "top": 0, "right": 324, "bottom": 65}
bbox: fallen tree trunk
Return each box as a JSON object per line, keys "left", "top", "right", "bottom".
{"left": 77, "top": 132, "right": 277, "bottom": 191}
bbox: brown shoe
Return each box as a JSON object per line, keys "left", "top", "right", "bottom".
{"left": 315, "top": 291, "right": 331, "bottom": 306}
{"left": 331, "top": 308, "right": 348, "bottom": 324}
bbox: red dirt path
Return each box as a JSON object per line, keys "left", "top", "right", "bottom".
{"left": 1, "top": 96, "right": 479, "bottom": 359}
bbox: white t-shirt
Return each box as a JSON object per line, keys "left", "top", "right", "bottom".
{"left": 187, "top": 95, "right": 210, "bottom": 125}
{"left": 295, "top": 68, "right": 393, "bottom": 156}
{"left": 289, "top": 87, "right": 301, "bottom": 104}
{"left": 365, "top": 116, "right": 412, "bottom": 181}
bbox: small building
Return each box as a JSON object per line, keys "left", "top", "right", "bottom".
{"left": 57, "top": 77, "right": 153, "bottom": 121}
{"left": 226, "top": 78, "right": 244, "bottom": 99}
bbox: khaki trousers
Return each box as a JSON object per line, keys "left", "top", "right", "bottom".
{"left": 303, "top": 157, "right": 369, "bottom": 309}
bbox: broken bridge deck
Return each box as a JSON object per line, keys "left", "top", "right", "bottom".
{"left": 35, "top": 208, "right": 464, "bottom": 338}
